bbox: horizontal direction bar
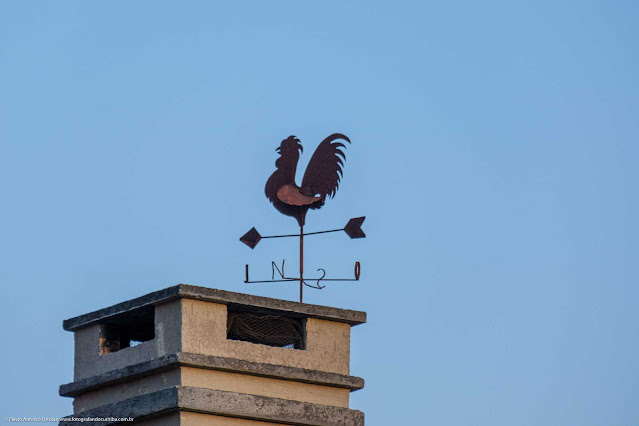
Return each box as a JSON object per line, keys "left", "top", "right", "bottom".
{"left": 262, "top": 228, "right": 344, "bottom": 239}
{"left": 246, "top": 278, "right": 358, "bottom": 284}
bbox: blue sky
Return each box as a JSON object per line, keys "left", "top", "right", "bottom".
{"left": 1, "top": 1, "right": 638, "bottom": 424}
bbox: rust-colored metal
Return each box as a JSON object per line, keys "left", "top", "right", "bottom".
{"left": 244, "top": 261, "right": 361, "bottom": 286}
{"left": 240, "top": 133, "right": 367, "bottom": 303}
{"left": 277, "top": 185, "right": 322, "bottom": 206}
{"left": 240, "top": 227, "right": 262, "bottom": 249}
{"left": 300, "top": 225, "right": 304, "bottom": 303}
{"left": 265, "top": 134, "right": 350, "bottom": 227}
{"left": 344, "top": 217, "right": 366, "bottom": 239}
{"left": 241, "top": 217, "right": 366, "bottom": 246}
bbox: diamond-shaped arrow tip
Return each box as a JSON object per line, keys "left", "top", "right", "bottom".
{"left": 344, "top": 216, "right": 366, "bottom": 239}
{"left": 240, "top": 227, "right": 262, "bottom": 249}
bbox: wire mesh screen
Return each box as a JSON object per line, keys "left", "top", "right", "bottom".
{"left": 226, "top": 311, "right": 305, "bottom": 349}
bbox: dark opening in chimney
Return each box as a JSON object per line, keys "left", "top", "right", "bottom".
{"left": 98, "top": 305, "right": 155, "bottom": 355}
{"left": 226, "top": 307, "right": 306, "bottom": 350}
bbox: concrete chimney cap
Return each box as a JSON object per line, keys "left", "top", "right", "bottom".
{"left": 62, "top": 284, "right": 367, "bottom": 332}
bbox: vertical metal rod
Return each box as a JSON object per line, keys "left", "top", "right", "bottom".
{"left": 300, "top": 224, "right": 304, "bottom": 303}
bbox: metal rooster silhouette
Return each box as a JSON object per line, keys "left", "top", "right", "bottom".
{"left": 240, "top": 133, "right": 365, "bottom": 303}
{"left": 265, "top": 133, "right": 350, "bottom": 227}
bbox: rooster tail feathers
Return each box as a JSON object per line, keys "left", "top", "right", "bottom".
{"left": 301, "top": 133, "right": 351, "bottom": 200}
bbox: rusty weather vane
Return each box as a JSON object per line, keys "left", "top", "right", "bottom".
{"left": 240, "top": 133, "right": 366, "bottom": 303}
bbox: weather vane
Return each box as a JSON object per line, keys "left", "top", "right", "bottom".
{"left": 240, "top": 133, "right": 366, "bottom": 303}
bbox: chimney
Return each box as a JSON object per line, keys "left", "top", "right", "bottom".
{"left": 59, "top": 284, "right": 366, "bottom": 425}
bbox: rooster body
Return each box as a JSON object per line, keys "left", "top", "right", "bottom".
{"left": 265, "top": 134, "right": 350, "bottom": 227}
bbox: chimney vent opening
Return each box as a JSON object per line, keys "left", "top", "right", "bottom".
{"left": 98, "top": 305, "right": 155, "bottom": 355}
{"left": 227, "top": 308, "right": 306, "bottom": 350}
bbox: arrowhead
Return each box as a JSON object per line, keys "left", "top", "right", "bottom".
{"left": 344, "top": 217, "right": 366, "bottom": 239}
{"left": 240, "top": 227, "right": 262, "bottom": 249}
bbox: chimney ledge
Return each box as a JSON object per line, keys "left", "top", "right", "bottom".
{"left": 60, "top": 387, "right": 365, "bottom": 426}
{"left": 63, "top": 284, "right": 366, "bottom": 332}
{"left": 60, "top": 352, "right": 365, "bottom": 398}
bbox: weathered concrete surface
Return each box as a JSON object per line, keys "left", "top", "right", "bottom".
{"left": 59, "top": 387, "right": 178, "bottom": 426}
{"left": 61, "top": 352, "right": 364, "bottom": 398}
{"left": 61, "top": 354, "right": 178, "bottom": 397}
{"left": 131, "top": 411, "right": 179, "bottom": 426}
{"left": 181, "top": 367, "right": 350, "bottom": 408}
{"left": 132, "top": 412, "right": 180, "bottom": 426}
{"left": 73, "top": 369, "right": 181, "bottom": 413}
{"left": 181, "top": 300, "right": 352, "bottom": 375}
{"left": 63, "top": 284, "right": 366, "bottom": 332}
{"left": 134, "top": 412, "right": 291, "bottom": 426}
{"left": 65, "top": 364, "right": 351, "bottom": 412}
{"left": 175, "top": 352, "right": 364, "bottom": 390}
{"left": 178, "top": 412, "right": 289, "bottom": 426}
{"left": 73, "top": 300, "right": 182, "bottom": 380}
{"left": 60, "top": 387, "right": 365, "bottom": 426}
{"left": 60, "top": 286, "right": 367, "bottom": 424}
{"left": 178, "top": 387, "right": 364, "bottom": 426}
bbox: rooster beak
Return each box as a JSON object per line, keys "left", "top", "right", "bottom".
{"left": 275, "top": 147, "right": 281, "bottom": 153}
